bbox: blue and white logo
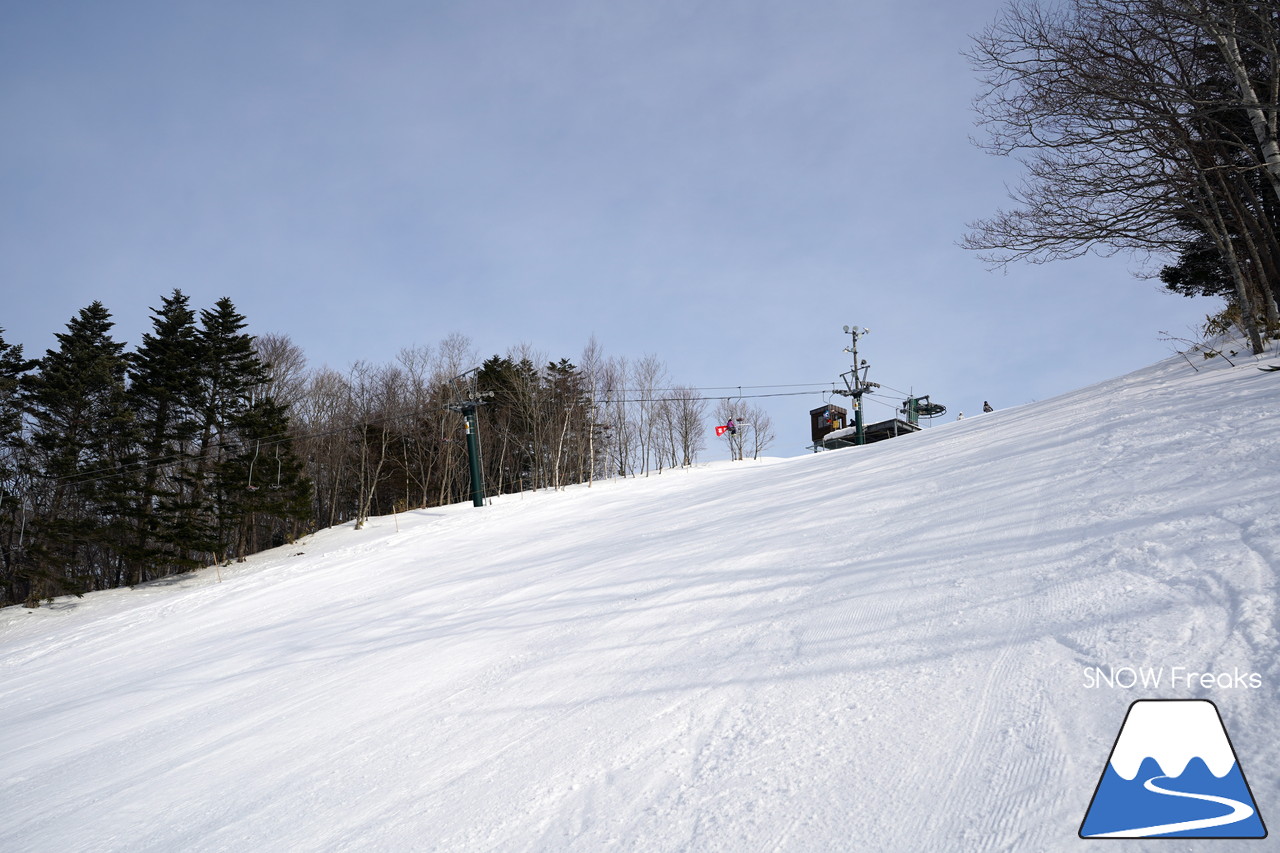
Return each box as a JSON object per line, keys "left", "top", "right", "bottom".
{"left": 1080, "top": 699, "right": 1266, "bottom": 838}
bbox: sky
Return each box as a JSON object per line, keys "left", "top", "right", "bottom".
{"left": 0, "top": 0, "right": 1220, "bottom": 457}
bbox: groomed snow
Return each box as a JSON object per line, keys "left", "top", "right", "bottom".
{"left": 2, "top": 342, "right": 1278, "bottom": 851}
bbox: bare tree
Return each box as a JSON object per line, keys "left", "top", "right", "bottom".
{"left": 254, "top": 332, "right": 308, "bottom": 411}
{"left": 1170, "top": 0, "right": 1280, "bottom": 203}
{"left": 294, "top": 367, "right": 353, "bottom": 529}
{"left": 597, "top": 355, "right": 635, "bottom": 478}
{"left": 713, "top": 398, "right": 775, "bottom": 461}
{"left": 744, "top": 404, "right": 776, "bottom": 460}
{"left": 283, "top": 334, "right": 706, "bottom": 532}
{"left": 577, "top": 336, "right": 607, "bottom": 485}
{"left": 347, "top": 362, "right": 405, "bottom": 529}
{"left": 632, "top": 354, "right": 668, "bottom": 476}
{"left": 714, "top": 398, "right": 747, "bottom": 462}
{"left": 665, "top": 386, "right": 708, "bottom": 467}
{"left": 965, "top": 0, "right": 1280, "bottom": 351}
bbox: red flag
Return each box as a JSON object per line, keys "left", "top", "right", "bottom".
{"left": 715, "top": 425, "right": 728, "bottom": 437}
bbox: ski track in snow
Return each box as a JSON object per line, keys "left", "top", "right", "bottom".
{"left": 2, "top": 343, "right": 1279, "bottom": 851}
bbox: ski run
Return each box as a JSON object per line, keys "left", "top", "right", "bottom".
{"left": 3, "top": 340, "right": 1279, "bottom": 851}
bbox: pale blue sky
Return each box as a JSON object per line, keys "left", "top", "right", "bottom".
{"left": 1, "top": 0, "right": 1216, "bottom": 456}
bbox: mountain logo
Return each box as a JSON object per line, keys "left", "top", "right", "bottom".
{"left": 1080, "top": 699, "right": 1267, "bottom": 839}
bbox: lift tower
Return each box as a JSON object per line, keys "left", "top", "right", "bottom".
{"left": 833, "top": 325, "right": 879, "bottom": 445}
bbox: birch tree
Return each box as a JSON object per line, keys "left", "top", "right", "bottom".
{"left": 664, "top": 386, "right": 708, "bottom": 468}
{"left": 1170, "top": 0, "right": 1280, "bottom": 204}
{"left": 966, "top": 0, "right": 1280, "bottom": 351}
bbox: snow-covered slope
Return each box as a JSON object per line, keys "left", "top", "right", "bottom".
{"left": 3, "top": 346, "right": 1279, "bottom": 851}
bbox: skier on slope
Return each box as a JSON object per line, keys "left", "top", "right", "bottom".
{"left": 983, "top": 401, "right": 993, "bottom": 413}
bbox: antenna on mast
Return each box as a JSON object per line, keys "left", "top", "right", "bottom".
{"left": 833, "top": 325, "right": 878, "bottom": 445}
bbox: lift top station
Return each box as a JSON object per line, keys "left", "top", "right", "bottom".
{"left": 810, "top": 325, "right": 946, "bottom": 451}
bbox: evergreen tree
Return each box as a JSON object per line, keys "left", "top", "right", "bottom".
{"left": 21, "top": 303, "right": 139, "bottom": 604}
{"left": 197, "top": 298, "right": 267, "bottom": 434}
{"left": 190, "top": 298, "right": 267, "bottom": 561}
{"left": 475, "top": 355, "right": 599, "bottom": 493}
{"left": 1159, "top": 69, "right": 1280, "bottom": 321}
{"left": 0, "top": 329, "right": 35, "bottom": 607}
{"left": 127, "top": 290, "right": 205, "bottom": 582}
{"left": 1160, "top": 236, "right": 1235, "bottom": 300}
{"left": 543, "top": 358, "right": 594, "bottom": 488}
{"left": 0, "top": 329, "right": 28, "bottom": 447}
{"left": 476, "top": 355, "right": 541, "bottom": 493}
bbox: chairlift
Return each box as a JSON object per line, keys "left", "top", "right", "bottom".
{"left": 246, "top": 441, "right": 261, "bottom": 492}
{"left": 714, "top": 417, "right": 750, "bottom": 437}
{"left": 269, "top": 447, "right": 283, "bottom": 491}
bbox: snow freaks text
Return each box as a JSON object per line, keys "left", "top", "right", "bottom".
{"left": 1082, "top": 666, "right": 1262, "bottom": 690}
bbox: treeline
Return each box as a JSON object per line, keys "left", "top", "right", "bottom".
{"left": 0, "top": 294, "right": 311, "bottom": 608}
{"left": 965, "top": 0, "right": 1280, "bottom": 351}
{"left": 282, "top": 339, "right": 734, "bottom": 534}
{"left": 1, "top": 292, "right": 772, "bottom": 608}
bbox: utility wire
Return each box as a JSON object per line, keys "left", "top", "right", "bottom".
{"left": 598, "top": 388, "right": 835, "bottom": 405}
{"left": 39, "top": 377, "right": 919, "bottom": 489}
{"left": 599, "top": 382, "right": 833, "bottom": 395}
